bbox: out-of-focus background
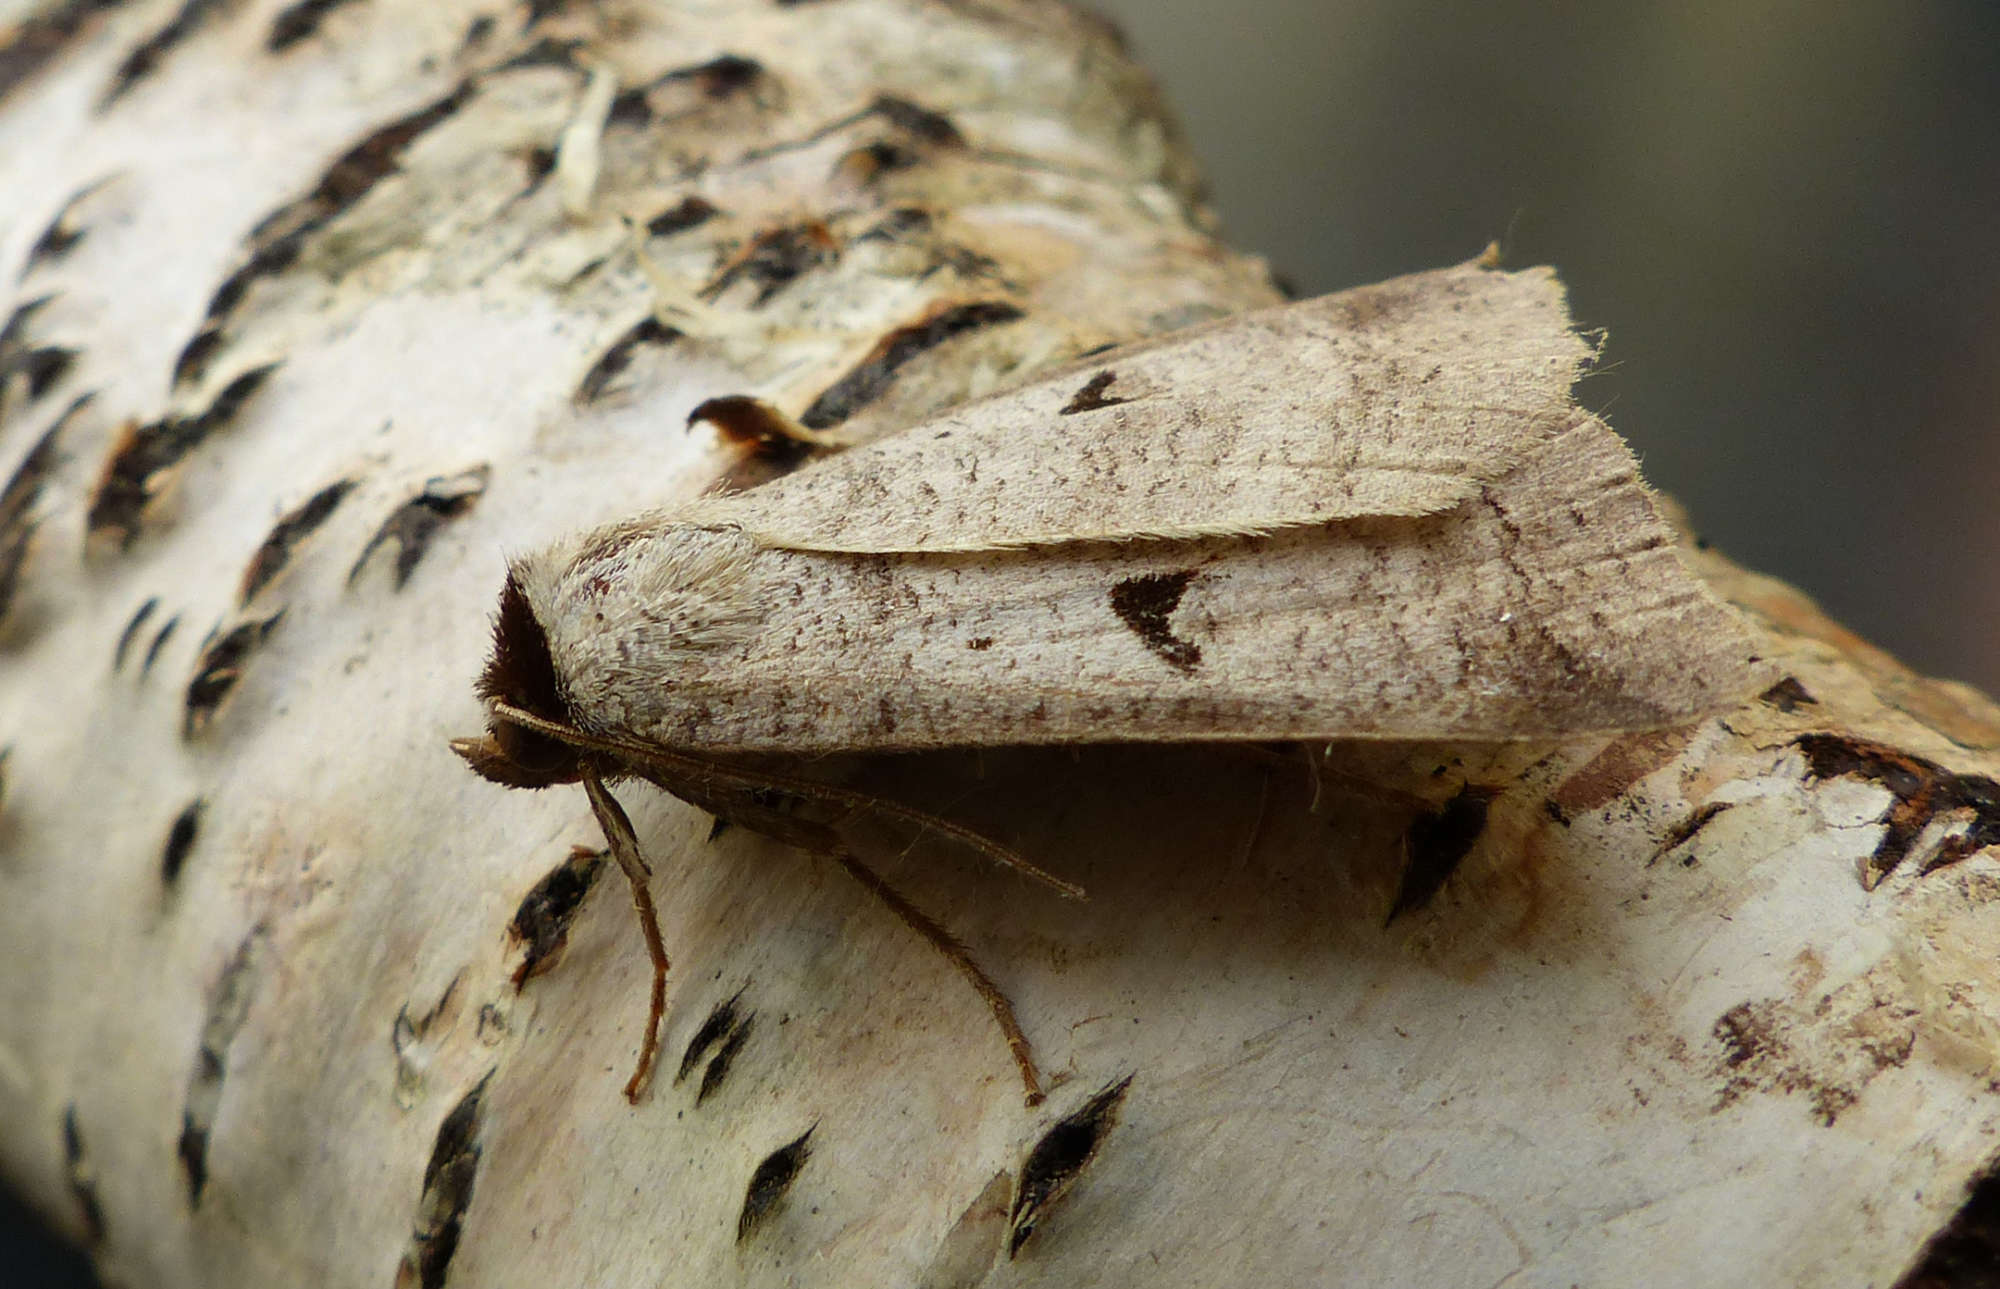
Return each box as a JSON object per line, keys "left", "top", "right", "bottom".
{"left": 1094, "top": 0, "right": 2000, "bottom": 696}
{"left": 8, "top": 2, "right": 1999, "bottom": 1285}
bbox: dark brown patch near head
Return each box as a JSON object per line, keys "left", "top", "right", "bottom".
{"left": 799, "top": 300, "right": 1023, "bottom": 430}
{"left": 465, "top": 572, "right": 579, "bottom": 787}
{"left": 1108, "top": 570, "right": 1201, "bottom": 672}
{"left": 1010, "top": 1075, "right": 1133, "bottom": 1257}
{"left": 737, "top": 1125, "right": 813, "bottom": 1243}
{"left": 508, "top": 846, "right": 604, "bottom": 989}
{"left": 1387, "top": 783, "right": 1501, "bottom": 923}
{"left": 1059, "top": 370, "right": 1130, "bottom": 415}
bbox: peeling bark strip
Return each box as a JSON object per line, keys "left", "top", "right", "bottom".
{"left": 397, "top": 1072, "right": 493, "bottom": 1289}
{"left": 1796, "top": 733, "right": 2000, "bottom": 887}
{"left": 736, "top": 1126, "right": 813, "bottom": 1243}
{"left": 1388, "top": 782, "right": 1501, "bottom": 921}
{"left": 1009, "top": 1076, "right": 1133, "bottom": 1258}
{"left": 798, "top": 300, "right": 1024, "bottom": 429}
{"left": 507, "top": 845, "right": 604, "bottom": 989}
{"left": 87, "top": 363, "right": 279, "bottom": 549}
{"left": 182, "top": 610, "right": 282, "bottom": 738}
{"left": 60, "top": 1104, "right": 104, "bottom": 1245}
{"left": 348, "top": 465, "right": 489, "bottom": 589}
{"left": 173, "top": 83, "right": 472, "bottom": 387}
{"left": 573, "top": 317, "right": 681, "bottom": 404}
{"left": 179, "top": 934, "right": 259, "bottom": 1206}
{"left": 238, "top": 477, "right": 356, "bottom": 604}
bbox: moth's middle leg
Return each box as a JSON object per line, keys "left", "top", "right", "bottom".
{"left": 581, "top": 768, "right": 671, "bottom": 1103}
{"left": 825, "top": 845, "right": 1046, "bottom": 1107}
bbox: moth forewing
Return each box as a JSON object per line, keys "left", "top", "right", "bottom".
{"left": 460, "top": 259, "right": 1767, "bottom": 1108}
{"left": 672, "top": 260, "right": 1596, "bottom": 553}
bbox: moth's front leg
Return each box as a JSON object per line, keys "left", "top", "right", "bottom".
{"left": 579, "top": 768, "right": 671, "bottom": 1103}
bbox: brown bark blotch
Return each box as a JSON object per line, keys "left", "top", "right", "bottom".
{"left": 1009, "top": 1075, "right": 1133, "bottom": 1258}
{"left": 397, "top": 1071, "right": 493, "bottom": 1289}
{"left": 347, "top": 465, "right": 489, "bottom": 590}
{"left": 799, "top": 300, "right": 1023, "bottom": 429}
{"left": 1107, "top": 570, "right": 1201, "bottom": 672}
{"left": 180, "top": 933, "right": 260, "bottom": 1206}
{"left": 696, "top": 1013, "right": 754, "bottom": 1106}
{"left": 160, "top": 797, "right": 204, "bottom": 885}
{"left": 100, "top": 0, "right": 229, "bottom": 108}
{"left": 644, "top": 195, "right": 719, "bottom": 238}
{"left": 507, "top": 845, "right": 604, "bottom": 990}
{"left": 265, "top": 0, "right": 360, "bottom": 52}
{"left": 1649, "top": 801, "right": 1732, "bottom": 868}
{"left": 0, "top": 296, "right": 76, "bottom": 407}
{"left": 89, "top": 363, "right": 281, "bottom": 548}
{"left": 182, "top": 609, "right": 282, "bottom": 739}
{"left": 676, "top": 989, "right": 746, "bottom": 1084}
{"left": 1796, "top": 733, "right": 2000, "bottom": 886}
{"left": 238, "top": 477, "right": 357, "bottom": 604}
{"left": 736, "top": 1125, "right": 814, "bottom": 1243}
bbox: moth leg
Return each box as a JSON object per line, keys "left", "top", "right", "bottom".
{"left": 826, "top": 846, "right": 1045, "bottom": 1108}
{"left": 580, "top": 768, "right": 671, "bottom": 1104}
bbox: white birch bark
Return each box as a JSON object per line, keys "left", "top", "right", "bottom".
{"left": 2, "top": 2, "right": 1997, "bottom": 1287}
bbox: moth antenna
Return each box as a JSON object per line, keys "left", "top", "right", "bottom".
{"left": 580, "top": 767, "right": 670, "bottom": 1103}
{"left": 488, "top": 701, "right": 1086, "bottom": 899}
{"left": 827, "top": 845, "right": 1044, "bottom": 1107}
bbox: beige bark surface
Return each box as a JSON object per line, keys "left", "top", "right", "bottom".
{"left": 3, "top": 2, "right": 1998, "bottom": 1287}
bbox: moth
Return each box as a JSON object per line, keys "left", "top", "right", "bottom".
{"left": 452, "top": 260, "right": 1764, "bottom": 1106}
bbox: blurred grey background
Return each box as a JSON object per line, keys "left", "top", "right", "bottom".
{"left": 9, "top": 3, "right": 1999, "bottom": 1286}
{"left": 1093, "top": 0, "right": 2000, "bottom": 695}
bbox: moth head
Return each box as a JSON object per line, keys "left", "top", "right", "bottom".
{"left": 453, "top": 569, "right": 585, "bottom": 788}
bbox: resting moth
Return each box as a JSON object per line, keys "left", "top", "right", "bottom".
{"left": 452, "top": 259, "right": 1764, "bottom": 1106}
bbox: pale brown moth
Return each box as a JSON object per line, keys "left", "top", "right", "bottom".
{"left": 451, "top": 260, "right": 1765, "bottom": 1107}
